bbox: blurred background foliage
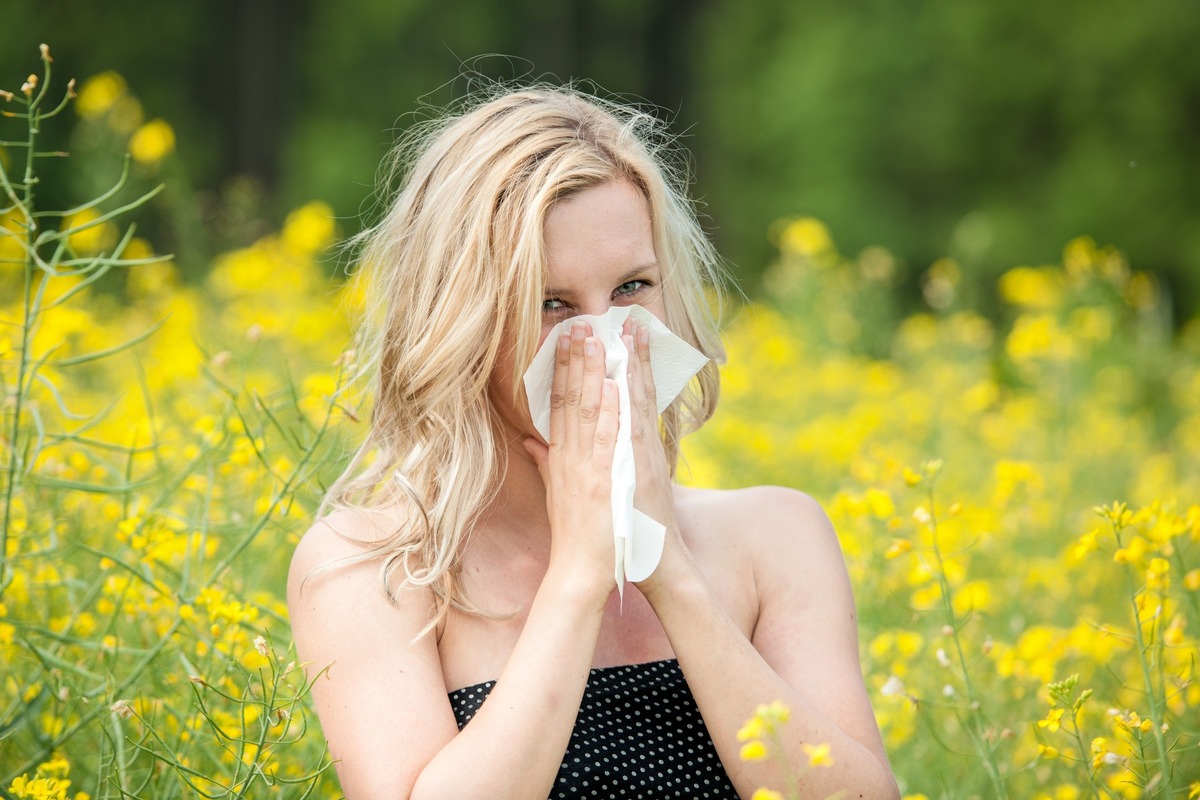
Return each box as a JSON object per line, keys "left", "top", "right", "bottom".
{"left": 2, "top": 0, "right": 1198, "bottom": 319}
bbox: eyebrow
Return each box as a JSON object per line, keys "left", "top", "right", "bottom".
{"left": 543, "top": 263, "right": 660, "bottom": 297}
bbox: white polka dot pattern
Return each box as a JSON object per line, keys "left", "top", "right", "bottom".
{"left": 448, "top": 659, "right": 739, "bottom": 798}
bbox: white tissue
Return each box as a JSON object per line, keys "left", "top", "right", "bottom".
{"left": 523, "top": 305, "right": 709, "bottom": 590}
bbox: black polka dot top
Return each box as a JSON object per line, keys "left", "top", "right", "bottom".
{"left": 448, "top": 659, "right": 740, "bottom": 798}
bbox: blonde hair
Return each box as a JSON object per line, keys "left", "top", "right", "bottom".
{"left": 320, "top": 85, "right": 726, "bottom": 632}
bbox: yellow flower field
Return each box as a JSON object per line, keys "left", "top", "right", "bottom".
{"left": 3, "top": 59, "right": 1198, "bottom": 798}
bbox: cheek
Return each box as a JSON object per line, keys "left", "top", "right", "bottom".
{"left": 643, "top": 293, "right": 670, "bottom": 328}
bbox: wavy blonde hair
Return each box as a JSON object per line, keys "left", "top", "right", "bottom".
{"left": 320, "top": 85, "right": 726, "bottom": 632}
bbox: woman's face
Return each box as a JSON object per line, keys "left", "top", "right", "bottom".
{"left": 491, "top": 178, "right": 667, "bottom": 444}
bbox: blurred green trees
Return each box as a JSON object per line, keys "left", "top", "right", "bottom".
{"left": 3, "top": 0, "right": 1197, "bottom": 317}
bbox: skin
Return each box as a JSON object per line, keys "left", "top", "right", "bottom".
{"left": 287, "top": 179, "right": 901, "bottom": 800}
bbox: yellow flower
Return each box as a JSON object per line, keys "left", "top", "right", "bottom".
{"left": 740, "top": 740, "right": 768, "bottom": 761}
{"left": 865, "top": 488, "right": 896, "bottom": 519}
{"left": 1038, "top": 744, "right": 1059, "bottom": 759}
{"left": 129, "top": 119, "right": 175, "bottom": 166}
{"left": 751, "top": 790, "right": 785, "bottom": 800}
{"left": 1006, "top": 313, "right": 1076, "bottom": 363}
{"left": 756, "top": 701, "right": 791, "bottom": 725}
{"left": 62, "top": 208, "right": 117, "bottom": 254}
{"left": 1145, "top": 557, "right": 1171, "bottom": 592}
{"left": 74, "top": 71, "right": 127, "bottom": 119}
{"left": 736, "top": 717, "right": 765, "bottom": 742}
{"left": 997, "top": 266, "right": 1062, "bottom": 309}
{"left": 1185, "top": 569, "right": 1200, "bottom": 591}
{"left": 1038, "top": 707, "right": 1064, "bottom": 733}
{"left": 282, "top": 201, "right": 337, "bottom": 256}
{"left": 779, "top": 217, "right": 833, "bottom": 259}
{"left": 802, "top": 742, "right": 834, "bottom": 767}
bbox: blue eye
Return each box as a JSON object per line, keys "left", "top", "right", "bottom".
{"left": 542, "top": 298, "right": 566, "bottom": 314}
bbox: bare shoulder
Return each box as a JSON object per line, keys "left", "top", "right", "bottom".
{"left": 287, "top": 502, "right": 434, "bottom": 639}
{"left": 287, "top": 505, "right": 458, "bottom": 798}
{"left": 673, "top": 483, "right": 842, "bottom": 564}
{"left": 291, "top": 504, "right": 399, "bottom": 579}
{"left": 684, "top": 486, "right": 891, "bottom": 771}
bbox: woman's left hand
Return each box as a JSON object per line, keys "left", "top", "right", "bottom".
{"left": 621, "top": 318, "right": 700, "bottom": 596}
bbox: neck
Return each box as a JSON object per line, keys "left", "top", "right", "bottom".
{"left": 482, "top": 430, "right": 552, "bottom": 545}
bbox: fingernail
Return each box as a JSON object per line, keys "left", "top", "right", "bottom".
{"left": 638, "top": 326, "right": 649, "bottom": 345}
{"left": 558, "top": 334, "right": 570, "bottom": 350}
{"left": 585, "top": 337, "right": 596, "bottom": 356}
{"left": 603, "top": 379, "right": 613, "bottom": 395}
{"left": 572, "top": 322, "right": 585, "bottom": 338}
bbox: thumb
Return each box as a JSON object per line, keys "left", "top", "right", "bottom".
{"left": 522, "top": 437, "right": 550, "bottom": 481}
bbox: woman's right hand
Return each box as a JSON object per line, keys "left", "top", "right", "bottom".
{"left": 522, "top": 321, "right": 620, "bottom": 606}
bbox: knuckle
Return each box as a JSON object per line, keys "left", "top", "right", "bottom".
{"left": 578, "top": 402, "right": 600, "bottom": 422}
{"left": 549, "top": 391, "right": 567, "bottom": 410}
{"left": 564, "top": 388, "right": 583, "bottom": 406}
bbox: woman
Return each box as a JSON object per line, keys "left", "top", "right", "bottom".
{"left": 288, "top": 86, "right": 899, "bottom": 800}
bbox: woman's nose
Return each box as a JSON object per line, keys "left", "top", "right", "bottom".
{"left": 577, "top": 297, "right": 614, "bottom": 318}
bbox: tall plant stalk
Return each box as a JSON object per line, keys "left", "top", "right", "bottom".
{"left": 0, "top": 45, "right": 163, "bottom": 600}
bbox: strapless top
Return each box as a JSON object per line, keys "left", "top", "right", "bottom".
{"left": 447, "top": 658, "right": 739, "bottom": 798}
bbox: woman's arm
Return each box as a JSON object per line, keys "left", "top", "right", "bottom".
{"left": 289, "top": 520, "right": 607, "bottom": 800}
{"left": 622, "top": 321, "right": 900, "bottom": 800}
{"left": 640, "top": 488, "right": 900, "bottom": 800}
{"left": 288, "top": 323, "right": 623, "bottom": 800}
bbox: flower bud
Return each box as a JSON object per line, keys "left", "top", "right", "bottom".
{"left": 40, "top": 43, "right": 53, "bottom": 62}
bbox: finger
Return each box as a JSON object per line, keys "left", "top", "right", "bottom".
{"left": 522, "top": 437, "right": 549, "bottom": 481}
{"left": 577, "top": 333, "right": 606, "bottom": 448}
{"left": 564, "top": 321, "right": 588, "bottom": 449}
{"left": 636, "top": 323, "right": 658, "bottom": 416}
{"left": 548, "top": 332, "right": 570, "bottom": 450}
{"left": 624, "top": 333, "right": 648, "bottom": 444}
{"left": 591, "top": 378, "right": 619, "bottom": 466}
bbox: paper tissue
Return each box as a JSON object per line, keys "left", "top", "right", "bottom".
{"left": 523, "top": 305, "right": 709, "bottom": 590}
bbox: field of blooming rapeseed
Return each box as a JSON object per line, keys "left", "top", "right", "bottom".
{"left": 3, "top": 55, "right": 1198, "bottom": 799}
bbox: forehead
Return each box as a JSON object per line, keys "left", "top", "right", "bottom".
{"left": 543, "top": 179, "right": 657, "bottom": 287}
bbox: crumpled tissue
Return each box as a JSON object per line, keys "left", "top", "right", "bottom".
{"left": 523, "top": 305, "right": 709, "bottom": 592}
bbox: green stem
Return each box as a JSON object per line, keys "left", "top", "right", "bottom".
{"left": 926, "top": 484, "right": 1008, "bottom": 799}
{"left": 1112, "top": 523, "right": 1175, "bottom": 795}
{"left": 3, "top": 617, "right": 184, "bottom": 783}
{"left": 1066, "top": 713, "right": 1115, "bottom": 800}
{"left": 0, "top": 91, "right": 39, "bottom": 602}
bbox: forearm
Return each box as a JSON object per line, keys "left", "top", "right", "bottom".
{"left": 645, "top": 574, "right": 900, "bottom": 800}
{"left": 411, "top": 568, "right": 606, "bottom": 800}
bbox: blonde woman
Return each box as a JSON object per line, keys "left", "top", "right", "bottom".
{"left": 288, "top": 87, "right": 899, "bottom": 800}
